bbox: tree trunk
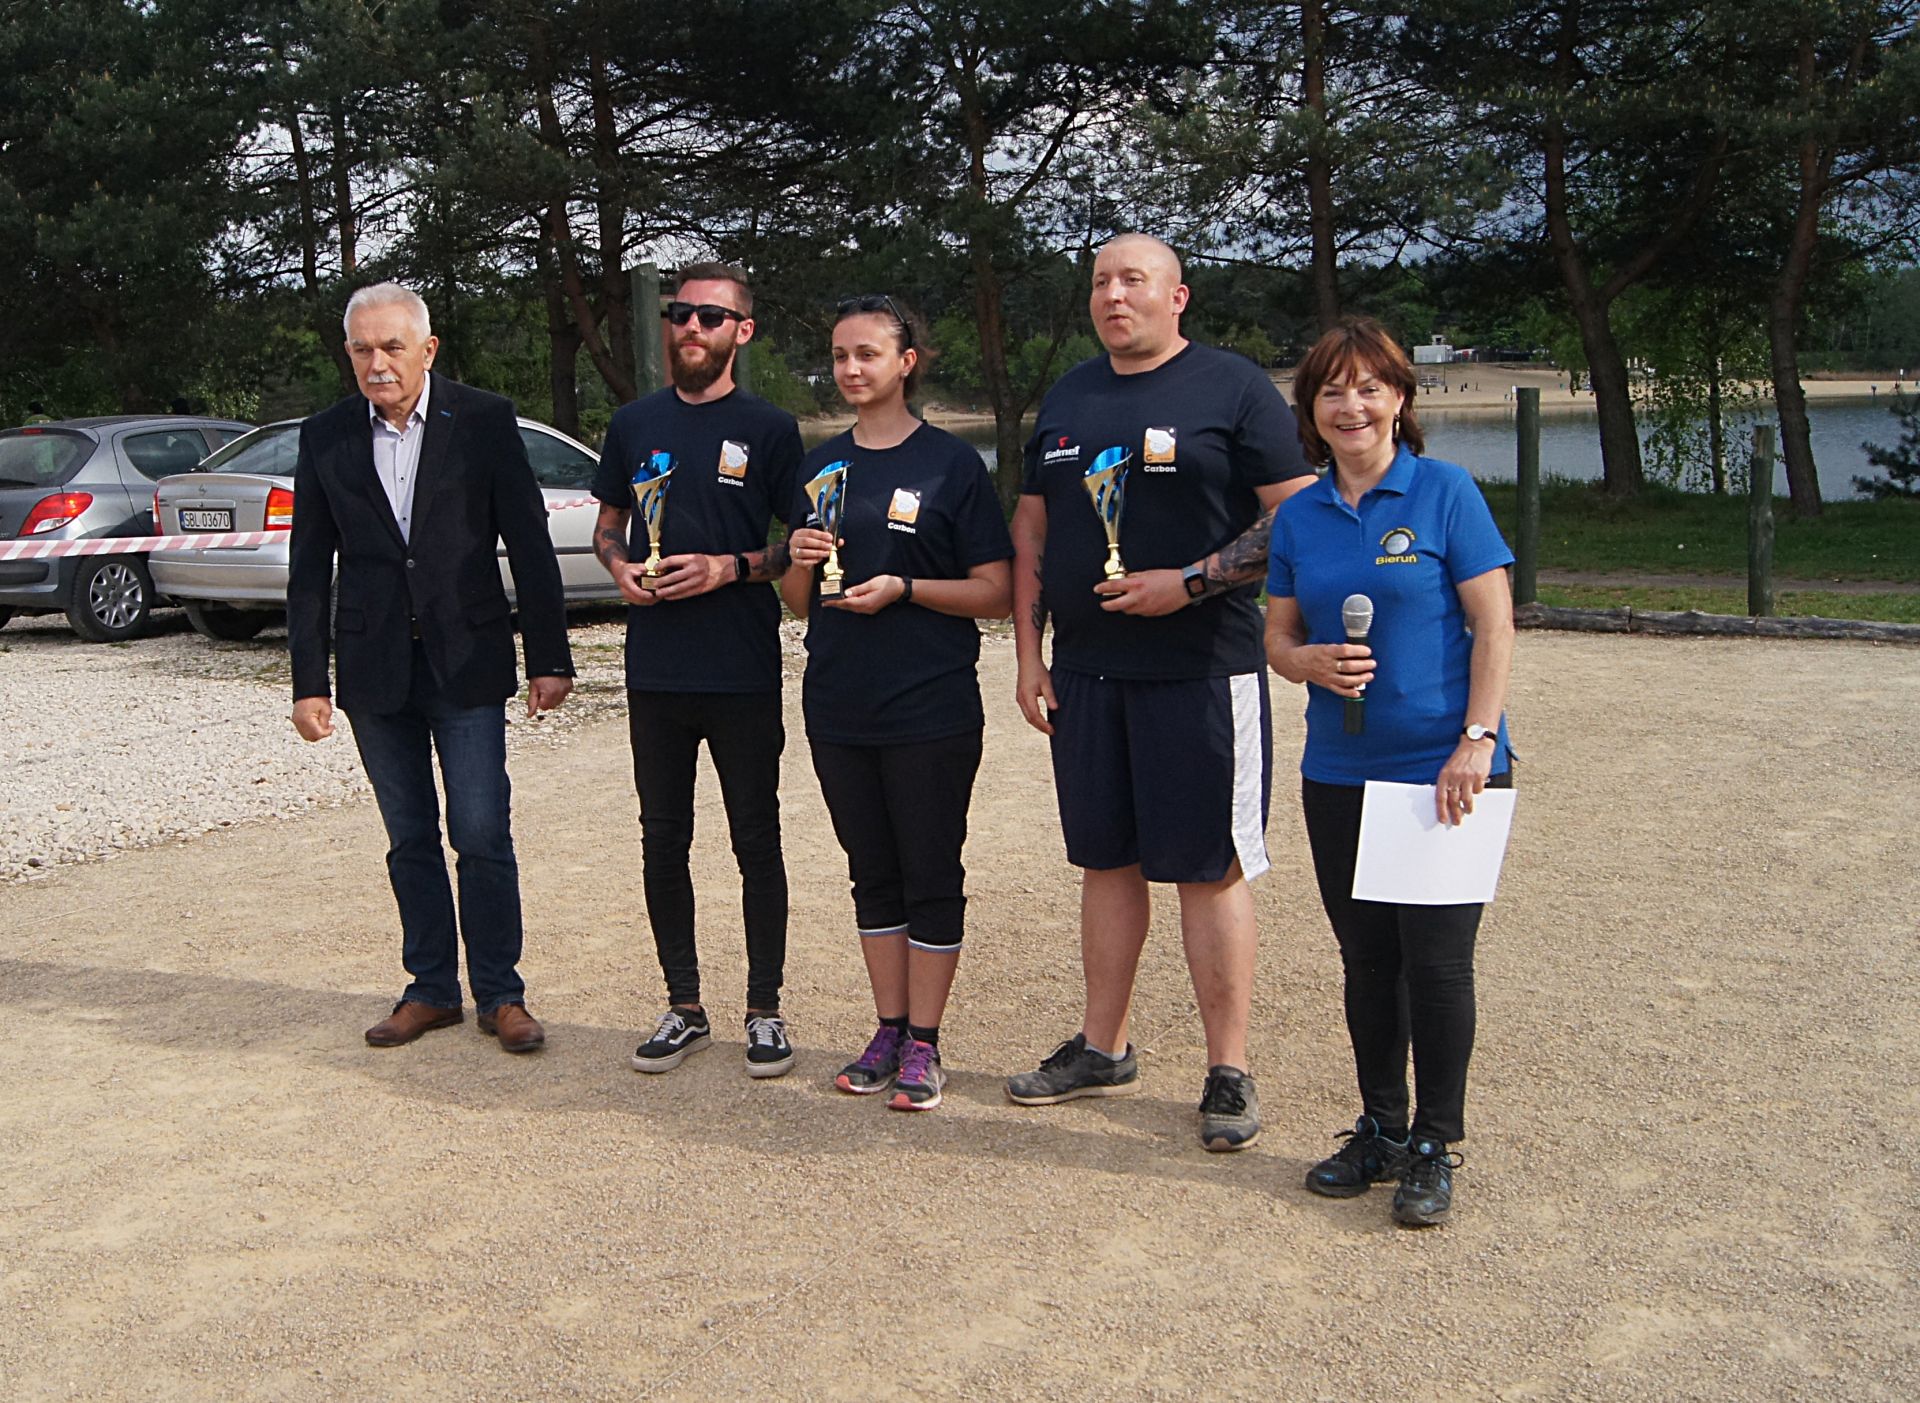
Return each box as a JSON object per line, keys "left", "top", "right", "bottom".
{"left": 328, "top": 100, "right": 356, "bottom": 280}
{"left": 589, "top": 41, "right": 634, "bottom": 397}
{"left": 289, "top": 105, "right": 354, "bottom": 393}
{"left": 1300, "top": 0, "right": 1341, "bottom": 333}
{"left": 544, "top": 274, "right": 582, "bottom": 437}
{"left": 1707, "top": 358, "right": 1725, "bottom": 494}
{"left": 1769, "top": 40, "right": 1832, "bottom": 520}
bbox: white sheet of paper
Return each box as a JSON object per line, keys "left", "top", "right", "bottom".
{"left": 1352, "top": 782, "right": 1517, "bottom": 905}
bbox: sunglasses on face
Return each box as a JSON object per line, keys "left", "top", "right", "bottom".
{"left": 663, "top": 301, "right": 746, "bottom": 330}
{"left": 835, "top": 293, "right": 914, "bottom": 349}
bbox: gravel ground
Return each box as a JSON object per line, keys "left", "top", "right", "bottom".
{"left": 1, "top": 612, "right": 1915, "bottom": 1401}
{"left": 0, "top": 607, "right": 646, "bottom": 884}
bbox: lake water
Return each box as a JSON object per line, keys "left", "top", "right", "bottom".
{"left": 922, "top": 396, "right": 1909, "bottom": 501}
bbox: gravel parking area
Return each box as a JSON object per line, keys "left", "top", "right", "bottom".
{"left": 2, "top": 618, "right": 1915, "bottom": 1400}
{"left": 0, "top": 608, "right": 641, "bottom": 884}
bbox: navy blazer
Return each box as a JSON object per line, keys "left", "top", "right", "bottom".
{"left": 287, "top": 375, "right": 575, "bottom": 713}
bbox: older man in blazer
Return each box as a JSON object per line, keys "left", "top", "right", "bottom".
{"left": 289, "top": 282, "right": 574, "bottom": 1053}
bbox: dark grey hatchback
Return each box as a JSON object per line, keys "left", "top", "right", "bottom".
{"left": 0, "top": 416, "right": 251, "bottom": 640}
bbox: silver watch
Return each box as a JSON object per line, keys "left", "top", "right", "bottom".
{"left": 1462, "top": 724, "right": 1496, "bottom": 743}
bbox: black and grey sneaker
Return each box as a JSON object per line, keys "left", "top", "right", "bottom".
{"left": 1392, "top": 1138, "right": 1463, "bottom": 1227}
{"left": 1306, "top": 1116, "right": 1414, "bottom": 1197}
{"left": 835, "top": 1025, "right": 906, "bottom": 1094}
{"left": 1197, "top": 1066, "right": 1260, "bottom": 1151}
{"left": 888, "top": 1039, "right": 945, "bottom": 1111}
{"left": 629, "top": 1006, "right": 712, "bottom": 1073}
{"left": 1004, "top": 1033, "right": 1140, "bottom": 1105}
{"left": 744, "top": 1013, "right": 795, "bottom": 1079}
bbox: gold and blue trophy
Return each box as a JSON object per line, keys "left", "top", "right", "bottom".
{"left": 1083, "top": 446, "right": 1129, "bottom": 579}
{"left": 630, "top": 449, "right": 673, "bottom": 588}
{"left": 803, "top": 458, "right": 851, "bottom": 602}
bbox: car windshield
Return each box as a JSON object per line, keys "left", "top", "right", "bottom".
{"left": 0, "top": 428, "right": 92, "bottom": 488}
{"left": 194, "top": 422, "right": 300, "bottom": 477}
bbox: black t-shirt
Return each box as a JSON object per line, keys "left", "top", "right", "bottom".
{"left": 1021, "top": 342, "right": 1313, "bottom": 679}
{"left": 794, "top": 423, "right": 1013, "bottom": 745}
{"left": 591, "top": 387, "right": 803, "bottom": 693}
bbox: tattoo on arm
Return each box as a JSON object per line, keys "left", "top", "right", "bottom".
{"left": 1198, "top": 506, "right": 1277, "bottom": 598}
{"left": 743, "top": 540, "right": 791, "bottom": 583}
{"left": 1028, "top": 553, "right": 1047, "bottom": 633}
{"left": 594, "top": 522, "right": 630, "bottom": 570}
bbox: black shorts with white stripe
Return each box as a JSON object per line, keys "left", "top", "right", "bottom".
{"left": 1046, "top": 667, "right": 1271, "bottom": 885}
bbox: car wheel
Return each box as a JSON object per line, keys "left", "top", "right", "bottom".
{"left": 0, "top": 607, "right": 12, "bottom": 631}
{"left": 67, "top": 556, "right": 153, "bottom": 642}
{"left": 184, "top": 600, "right": 274, "bottom": 641}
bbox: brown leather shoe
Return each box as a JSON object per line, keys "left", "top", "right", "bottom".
{"left": 478, "top": 1002, "right": 546, "bottom": 1053}
{"left": 365, "top": 1000, "right": 464, "bottom": 1047}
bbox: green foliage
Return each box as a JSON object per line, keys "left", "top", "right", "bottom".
{"left": 1856, "top": 392, "right": 1920, "bottom": 498}
{"left": 1477, "top": 479, "right": 1920, "bottom": 581}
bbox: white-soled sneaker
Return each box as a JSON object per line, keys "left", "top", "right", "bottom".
{"left": 745, "top": 1013, "right": 795, "bottom": 1079}
{"left": 630, "top": 1007, "right": 712, "bottom": 1073}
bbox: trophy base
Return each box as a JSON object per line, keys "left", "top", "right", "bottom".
{"left": 818, "top": 578, "right": 846, "bottom": 603}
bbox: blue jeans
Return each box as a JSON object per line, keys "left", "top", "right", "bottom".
{"left": 347, "top": 646, "right": 525, "bottom": 1014}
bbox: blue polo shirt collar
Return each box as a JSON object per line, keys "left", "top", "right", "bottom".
{"left": 1312, "top": 442, "right": 1419, "bottom": 517}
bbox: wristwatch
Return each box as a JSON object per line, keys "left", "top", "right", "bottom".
{"left": 733, "top": 552, "right": 750, "bottom": 583}
{"left": 1181, "top": 563, "right": 1207, "bottom": 599}
{"left": 899, "top": 576, "right": 914, "bottom": 604}
{"left": 1462, "top": 724, "right": 1497, "bottom": 743}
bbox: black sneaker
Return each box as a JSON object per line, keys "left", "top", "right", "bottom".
{"left": 1197, "top": 1066, "right": 1260, "bottom": 1151}
{"left": 1004, "top": 1033, "right": 1140, "bottom": 1105}
{"left": 1392, "top": 1138, "right": 1464, "bottom": 1227}
{"left": 744, "top": 1013, "right": 794, "bottom": 1079}
{"left": 629, "top": 1006, "right": 711, "bottom": 1073}
{"left": 1305, "top": 1116, "right": 1413, "bottom": 1197}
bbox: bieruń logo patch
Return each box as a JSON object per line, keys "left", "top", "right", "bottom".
{"left": 1376, "top": 527, "right": 1418, "bottom": 565}
{"left": 718, "top": 440, "right": 749, "bottom": 483}
{"left": 1142, "top": 426, "right": 1177, "bottom": 472}
{"left": 887, "top": 487, "right": 922, "bottom": 531}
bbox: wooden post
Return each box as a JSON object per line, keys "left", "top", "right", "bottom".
{"left": 1514, "top": 387, "right": 1541, "bottom": 605}
{"left": 629, "top": 261, "right": 663, "bottom": 395}
{"left": 1748, "top": 424, "right": 1775, "bottom": 617}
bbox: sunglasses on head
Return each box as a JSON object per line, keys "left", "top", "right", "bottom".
{"left": 835, "top": 293, "right": 914, "bottom": 349}
{"left": 663, "top": 301, "right": 746, "bottom": 330}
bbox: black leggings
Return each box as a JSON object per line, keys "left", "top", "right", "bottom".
{"left": 628, "top": 689, "right": 788, "bottom": 1010}
{"left": 1300, "top": 773, "right": 1512, "bottom": 1145}
{"left": 809, "top": 730, "right": 984, "bottom": 950}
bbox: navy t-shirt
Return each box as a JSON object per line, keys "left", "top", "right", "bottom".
{"left": 591, "top": 387, "right": 803, "bottom": 693}
{"left": 794, "top": 423, "right": 1013, "bottom": 745}
{"left": 1021, "top": 342, "right": 1314, "bottom": 680}
{"left": 1267, "top": 445, "right": 1515, "bottom": 785}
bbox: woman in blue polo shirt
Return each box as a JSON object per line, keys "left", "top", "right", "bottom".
{"left": 782, "top": 295, "right": 1013, "bottom": 1112}
{"left": 1265, "top": 318, "right": 1515, "bottom": 1228}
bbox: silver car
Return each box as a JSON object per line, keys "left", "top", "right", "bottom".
{"left": 149, "top": 418, "right": 615, "bottom": 639}
{"left": 0, "top": 416, "right": 253, "bottom": 640}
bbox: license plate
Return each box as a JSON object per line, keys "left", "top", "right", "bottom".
{"left": 180, "top": 509, "right": 234, "bottom": 532}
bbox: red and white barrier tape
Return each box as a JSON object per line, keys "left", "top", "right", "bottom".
{"left": 0, "top": 532, "right": 278, "bottom": 562}
{"left": 1, "top": 498, "right": 602, "bottom": 562}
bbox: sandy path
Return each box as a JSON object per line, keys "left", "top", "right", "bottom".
{"left": 2, "top": 635, "right": 1914, "bottom": 1400}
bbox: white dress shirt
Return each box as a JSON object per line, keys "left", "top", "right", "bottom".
{"left": 369, "top": 374, "right": 432, "bottom": 544}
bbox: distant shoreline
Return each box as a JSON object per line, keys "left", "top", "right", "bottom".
{"left": 806, "top": 370, "right": 1911, "bottom": 432}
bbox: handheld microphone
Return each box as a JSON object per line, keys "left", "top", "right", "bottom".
{"left": 1341, "top": 593, "right": 1373, "bottom": 736}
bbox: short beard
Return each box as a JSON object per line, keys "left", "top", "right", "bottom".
{"left": 670, "top": 337, "right": 736, "bottom": 395}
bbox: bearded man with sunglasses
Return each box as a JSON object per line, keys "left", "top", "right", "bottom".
{"left": 590, "top": 262, "right": 806, "bottom": 1079}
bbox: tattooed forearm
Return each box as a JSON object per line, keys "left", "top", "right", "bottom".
{"left": 1029, "top": 554, "right": 1047, "bottom": 632}
{"left": 594, "top": 522, "right": 630, "bottom": 571}
{"left": 743, "top": 540, "right": 791, "bottom": 583}
{"left": 1198, "top": 506, "right": 1277, "bottom": 597}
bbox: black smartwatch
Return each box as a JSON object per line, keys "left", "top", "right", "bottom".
{"left": 1181, "top": 563, "right": 1207, "bottom": 599}
{"left": 733, "top": 552, "right": 750, "bottom": 583}
{"left": 899, "top": 576, "right": 914, "bottom": 604}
